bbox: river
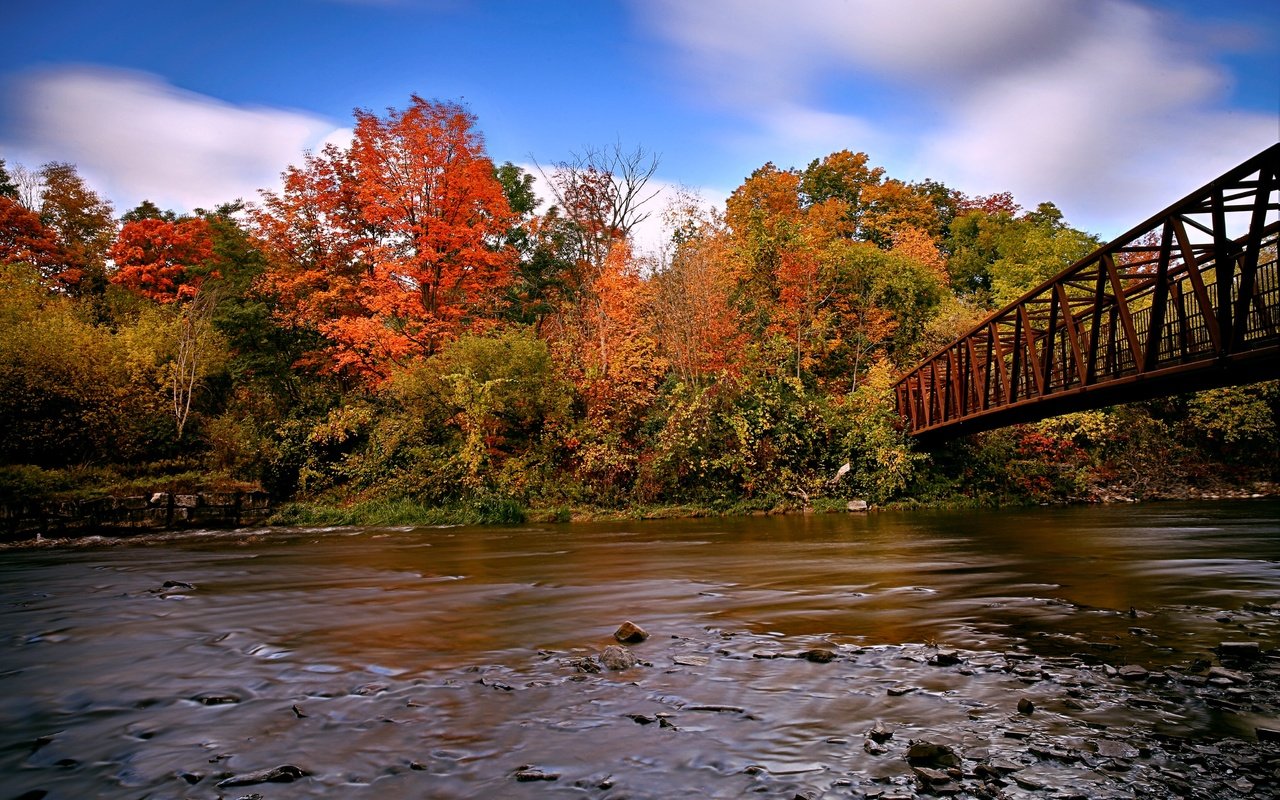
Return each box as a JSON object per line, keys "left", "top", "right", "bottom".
{"left": 2, "top": 501, "right": 1279, "bottom": 798}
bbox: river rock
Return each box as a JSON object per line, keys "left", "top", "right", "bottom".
{"left": 1207, "top": 666, "right": 1248, "bottom": 684}
{"left": 600, "top": 645, "right": 637, "bottom": 670}
{"left": 514, "top": 767, "right": 559, "bottom": 782}
{"left": 847, "top": 499, "right": 868, "bottom": 512}
{"left": 869, "top": 722, "right": 894, "bottom": 743}
{"left": 216, "top": 764, "right": 309, "bottom": 787}
{"left": 567, "top": 656, "right": 601, "bottom": 674}
{"left": 911, "top": 765, "right": 951, "bottom": 785}
{"left": 803, "top": 648, "right": 837, "bottom": 663}
{"left": 906, "top": 741, "right": 961, "bottom": 768}
{"left": 149, "top": 580, "right": 196, "bottom": 594}
{"left": 1018, "top": 697, "right": 1035, "bottom": 714}
{"left": 1094, "top": 740, "right": 1139, "bottom": 760}
{"left": 1118, "top": 664, "right": 1149, "bottom": 681}
{"left": 1217, "top": 641, "right": 1261, "bottom": 659}
{"left": 614, "top": 621, "right": 649, "bottom": 643}
{"left": 930, "top": 650, "right": 962, "bottom": 666}
{"left": 192, "top": 692, "right": 240, "bottom": 706}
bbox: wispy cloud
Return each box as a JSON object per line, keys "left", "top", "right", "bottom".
{"left": 638, "top": 0, "right": 1277, "bottom": 236}
{"left": 2, "top": 66, "right": 347, "bottom": 214}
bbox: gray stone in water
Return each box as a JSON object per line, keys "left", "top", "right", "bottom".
{"left": 192, "top": 692, "right": 240, "bottom": 706}
{"left": 567, "top": 656, "right": 601, "bottom": 674}
{"left": 930, "top": 650, "right": 962, "bottom": 666}
{"left": 990, "top": 758, "right": 1023, "bottom": 773}
{"left": 1218, "top": 641, "right": 1261, "bottom": 659}
{"left": 514, "top": 768, "right": 559, "bottom": 782}
{"left": 1118, "top": 664, "right": 1149, "bottom": 681}
{"left": 803, "top": 648, "right": 837, "bottom": 663}
{"left": 906, "top": 741, "right": 961, "bottom": 768}
{"left": 847, "top": 499, "right": 869, "bottom": 512}
{"left": 1017, "top": 697, "right": 1035, "bottom": 714}
{"left": 216, "top": 764, "right": 309, "bottom": 787}
{"left": 911, "top": 766, "right": 951, "bottom": 784}
{"left": 614, "top": 621, "right": 649, "bottom": 643}
{"left": 1094, "top": 739, "right": 1140, "bottom": 760}
{"left": 600, "top": 645, "right": 637, "bottom": 671}
{"left": 1207, "top": 666, "right": 1248, "bottom": 684}
{"left": 869, "top": 722, "right": 894, "bottom": 743}
{"left": 673, "top": 655, "right": 709, "bottom": 667}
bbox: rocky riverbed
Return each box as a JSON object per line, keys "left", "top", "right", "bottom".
{"left": 8, "top": 602, "right": 1280, "bottom": 799}
{"left": 4, "top": 506, "right": 1280, "bottom": 798}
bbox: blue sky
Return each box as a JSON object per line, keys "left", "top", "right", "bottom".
{"left": 1, "top": 0, "right": 1276, "bottom": 247}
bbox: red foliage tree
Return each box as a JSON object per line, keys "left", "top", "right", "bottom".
{"left": 0, "top": 196, "right": 65, "bottom": 278}
{"left": 109, "top": 218, "right": 215, "bottom": 302}
{"left": 257, "top": 96, "right": 516, "bottom": 381}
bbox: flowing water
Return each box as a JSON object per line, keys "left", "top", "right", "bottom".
{"left": 2, "top": 501, "right": 1280, "bottom": 798}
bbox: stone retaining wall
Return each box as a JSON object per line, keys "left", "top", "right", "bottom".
{"left": 0, "top": 490, "right": 272, "bottom": 540}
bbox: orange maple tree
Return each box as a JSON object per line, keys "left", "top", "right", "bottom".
{"left": 257, "top": 97, "right": 517, "bottom": 381}
{"left": 654, "top": 211, "right": 746, "bottom": 382}
{"left": 561, "top": 241, "right": 664, "bottom": 425}
{"left": 0, "top": 196, "right": 65, "bottom": 279}
{"left": 109, "top": 217, "right": 215, "bottom": 302}
{"left": 257, "top": 96, "right": 516, "bottom": 381}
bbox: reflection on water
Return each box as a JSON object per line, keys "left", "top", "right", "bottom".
{"left": 1, "top": 502, "right": 1278, "bottom": 798}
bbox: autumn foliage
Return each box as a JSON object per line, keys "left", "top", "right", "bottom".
{"left": 109, "top": 217, "right": 215, "bottom": 302}
{"left": 256, "top": 96, "right": 515, "bottom": 381}
{"left": 9, "top": 94, "right": 1256, "bottom": 518}
{"left": 0, "top": 196, "right": 64, "bottom": 280}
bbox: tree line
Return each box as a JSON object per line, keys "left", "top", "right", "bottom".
{"left": 2, "top": 96, "right": 1275, "bottom": 520}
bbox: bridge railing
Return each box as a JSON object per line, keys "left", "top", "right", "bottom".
{"left": 894, "top": 144, "right": 1280, "bottom": 438}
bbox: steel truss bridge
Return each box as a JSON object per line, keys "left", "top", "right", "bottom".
{"left": 894, "top": 144, "right": 1280, "bottom": 440}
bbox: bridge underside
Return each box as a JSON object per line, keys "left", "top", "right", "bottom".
{"left": 895, "top": 144, "right": 1280, "bottom": 442}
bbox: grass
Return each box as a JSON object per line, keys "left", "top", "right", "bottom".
{"left": 0, "top": 462, "right": 256, "bottom": 506}
{"left": 270, "top": 494, "right": 527, "bottom": 527}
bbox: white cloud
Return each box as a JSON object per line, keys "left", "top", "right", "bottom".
{"left": 647, "top": 0, "right": 1091, "bottom": 100}
{"left": 638, "top": 0, "right": 1278, "bottom": 237}
{"left": 914, "top": 1, "right": 1276, "bottom": 234}
{"left": 2, "top": 66, "right": 345, "bottom": 214}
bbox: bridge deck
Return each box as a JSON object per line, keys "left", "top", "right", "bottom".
{"left": 894, "top": 144, "right": 1280, "bottom": 440}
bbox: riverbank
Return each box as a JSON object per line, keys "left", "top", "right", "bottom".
{"left": 268, "top": 475, "right": 1280, "bottom": 528}
{"left": 3, "top": 476, "right": 1278, "bottom": 544}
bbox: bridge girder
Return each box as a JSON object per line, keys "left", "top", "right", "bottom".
{"left": 894, "top": 144, "right": 1280, "bottom": 441}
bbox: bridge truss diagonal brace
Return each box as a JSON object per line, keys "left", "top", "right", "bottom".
{"left": 893, "top": 143, "right": 1280, "bottom": 439}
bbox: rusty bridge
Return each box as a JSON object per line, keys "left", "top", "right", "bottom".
{"left": 894, "top": 144, "right": 1280, "bottom": 440}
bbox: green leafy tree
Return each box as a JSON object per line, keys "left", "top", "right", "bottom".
{"left": 1186, "top": 383, "right": 1280, "bottom": 464}
{"left": 0, "top": 159, "right": 18, "bottom": 200}
{"left": 946, "top": 201, "right": 1097, "bottom": 306}
{"left": 832, "top": 360, "right": 924, "bottom": 502}
{"left": 121, "top": 199, "right": 177, "bottom": 224}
